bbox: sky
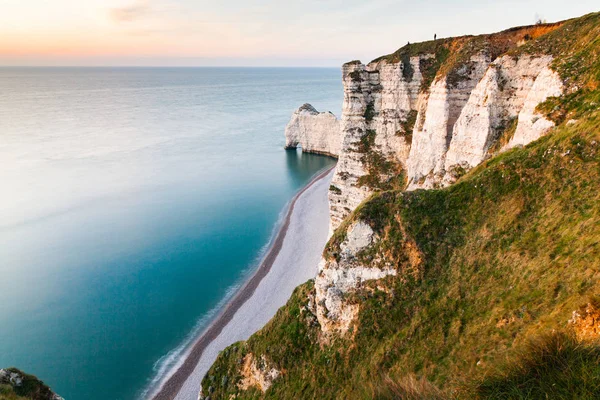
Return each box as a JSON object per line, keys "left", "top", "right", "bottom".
{"left": 0, "top": 0, "right": 598, "bottom": 67}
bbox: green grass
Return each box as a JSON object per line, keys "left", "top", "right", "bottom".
{"left": 469, "top": 332, "right": 600, "bottom": 399}
{"left": 204, "top": 111, "right": 600, "bottom": 399}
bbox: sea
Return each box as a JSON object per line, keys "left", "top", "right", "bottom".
{"left": 0, "top": 67, "right": 340, "bottom": 399}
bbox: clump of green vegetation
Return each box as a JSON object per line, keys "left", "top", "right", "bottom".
{"left": 353, "top": 129, "right": 405, "bottom": 191}
{"left": 397, "top": 110, "right": 418, "bottom": 142}
{"left": 329, "top": 185, "right": 342, "bottom": 195}
{"left": 363, "top": 102, "right": 375, "bottom": 122}
{"left": 488, "top": 116, "right": 518, "bottom": 153}
{"left": 348, "top": 70, "right": 363, "bottom": 83}
{"left": 401, "top": 54, "right": 414, "bottom": 81}
{"left": 354, "top": 128, "right": 376, "bottom": 154}
{"left": 374, "top": 373, "right": 445, "bottom": 400}
{"left": 419, "top": 46, "right": 451, "bottom": 90}
{"left": 373, "top": 38, "right": 454, "bottom": 65}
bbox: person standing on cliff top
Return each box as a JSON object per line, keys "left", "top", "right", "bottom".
{"left": 434, "top": 33, "right": 437, "bottom": 40}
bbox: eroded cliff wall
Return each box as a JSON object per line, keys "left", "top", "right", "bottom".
{"left": 296, "top": 22, "right": 568, "bottom": 336}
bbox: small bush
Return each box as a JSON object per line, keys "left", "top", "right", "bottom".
{"left": 364, "top": 102, "right": 376, "bottom": 122}
{"left": 349, "top": 70, "right": 363, "bottom": 83}
{"left": 329, "top": 185, "right": 342, "bottom": 195}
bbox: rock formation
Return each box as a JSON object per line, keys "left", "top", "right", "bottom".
{"left": 284, "top": 103, "right": 341, "bottom": 157}
{"left": 314, "top": 220, "right": 397, "bottom": 339}
{"left": 287, "top": 25, "right": 565, "bottom": 231}
{"left": 0, "top": 368, "right": 63, "bottom": 400}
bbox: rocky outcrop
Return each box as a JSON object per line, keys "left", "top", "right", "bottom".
{"left": 569, "top": 302, "right": 600, "bottom": 342}
{"left": 237, "top": 353, "right": 280, "bottom": 393}
{"left": 314, "top": 221, "right": 397, "bottom": 338}
{"left": 325, "top": 43, "right": 563, "bottom": 228}
{"left": 284, "top": 103, "right": 341, "bottom": 157}
{"left": 0, "top": 368, "right": 63, "bottom": 400}
{"left": 506, "top": 66, "right": 564, "bottom": 148}
{"left": 286, "top": 49, "right": 564, "bottom": 227}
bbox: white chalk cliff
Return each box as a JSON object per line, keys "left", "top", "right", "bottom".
{"left": 285, "top": 26, "right": 566, "bottom": 336}
{"left": 284, "top": 103, "right": 341, "bottom": 157}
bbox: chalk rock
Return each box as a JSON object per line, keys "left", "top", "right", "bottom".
{"left": 284, "top": 103, "right": 341, "bottom": 157}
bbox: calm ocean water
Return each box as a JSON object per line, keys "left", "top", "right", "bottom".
{"left": 0, "top": 67, "right": 340, "bottom": 399}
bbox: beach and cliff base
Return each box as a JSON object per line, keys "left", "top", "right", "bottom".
{"left": 149, "top": 166, "right": 335, "bottom": 400}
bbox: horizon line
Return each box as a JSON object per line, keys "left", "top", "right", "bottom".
{"left": 0, "top": 65, "right": 343, "bottom": 69}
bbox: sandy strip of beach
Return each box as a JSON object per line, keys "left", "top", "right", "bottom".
{"left": 149, "top": 166, "right": 335, "bottom": 400}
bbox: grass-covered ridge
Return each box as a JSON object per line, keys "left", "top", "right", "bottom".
{"left": 204, "top": 110, "right": 600, "bottom": 399}
{"left": 371, "top": 21, "right": 562, "bottom": 89}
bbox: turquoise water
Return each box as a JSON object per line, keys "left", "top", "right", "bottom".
{"left": 0, "top": 68, "right": 340, "bottom": 399}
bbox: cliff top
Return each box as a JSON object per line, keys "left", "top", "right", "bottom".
{"left": 371, "top": 20, "right": 564, "bottom": 65}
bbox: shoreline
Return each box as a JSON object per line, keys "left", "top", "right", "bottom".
{"left": 150, "top": 165, "right": 335, "bottom": 400}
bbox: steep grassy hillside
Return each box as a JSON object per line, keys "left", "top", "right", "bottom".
{"left": 202, "top": 12, "right": 600, "bottom": 400}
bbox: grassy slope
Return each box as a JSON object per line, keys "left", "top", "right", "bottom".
{"left": 205, "top": 111, "right": 600, "bottom": 399}
{"left": 203, "top": 13, "right": 600, "bottom": 400}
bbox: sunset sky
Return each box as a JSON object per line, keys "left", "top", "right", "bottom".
{"left": 1, "top": 0, "right": 598, "bottom": 66}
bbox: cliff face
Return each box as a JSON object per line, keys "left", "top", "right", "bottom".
{"left": 308, "top": 25, "right": 568, "bottom": 336}
{"left": 288, "top": 25, "right": 565, "bottom": 230}
{"left": 329, "top": 26, "right": 565, "bottom": 221}
{"left": 441, "top": 55, "right": 563, "bottom": 185}
{"left": 328, "top": 59, "right": 422, "bottom": 229}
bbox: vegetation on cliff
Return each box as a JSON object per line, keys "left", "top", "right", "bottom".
{"left": 0, "top": 368, "right": 60, "bottom": 400}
